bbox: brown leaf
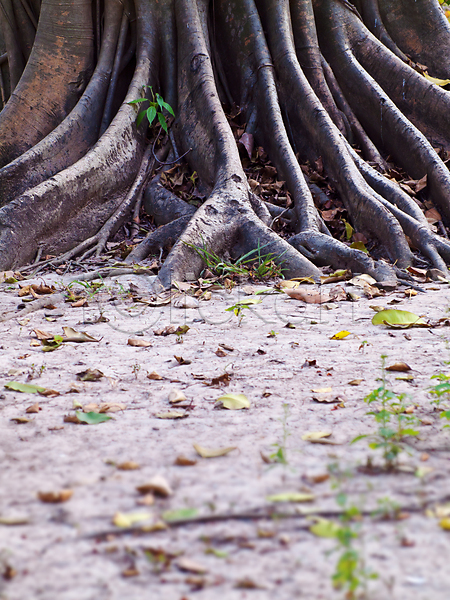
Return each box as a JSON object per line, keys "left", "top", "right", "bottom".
{"left": 136, "top": 475, "right": 173, "bottom": 497}
{"left": 147, "top": 371, "right": 163, "bottom": 380}
{"left": 215, "top": 349, "right": 227, "bottom": 357}
{"left": 209, "top": 373, "right": 231, "bottom": 387}
{"left": 38, "top": 389, "right": 60, "bottom": 398}
{"left": 122, "top": 567, "right": 140, "bottom": 577}
{"left": 99, "top": 402, "right": 127, "bottom": 413}
{"left": 76, "top": 368, "right": 104, "bottom": 381}
{"left": 117, "top": 461, "right": 140, "bottom": 471}
{"left": 128, "top": 338, "right": 152, "bottom": 348}
{"left": 284, "top": 287, "right": 330, "bottom": 304}
{"left": 71, "top": 298, "right": 87, "bottom": 308}
{"left": 33, "top": 328, "right": 53, "bottom": 341}
{"left": 386, "top": 362, "right": 411, "bottom": 372}
{"left": 38, "top": 489, "right": 73, "bottom": 503}
{"left": 10, "top": 417, "right": 32, "bottom": 424}
{"left": 83, "top": 403, "right": 99, "bottom": 413}
{"left": 174, "top": 455, "right": 197, "bottom": 466}
{"left": 174, "top": 355, "right": 191, "bottom": 365}
{"left": 176, "top": 557, "right": 208, "bottom": 574}
{"left": 25, "top": 403, "right": 40, "bottom": 414}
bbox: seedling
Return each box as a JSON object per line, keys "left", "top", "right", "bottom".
{"left": 269, "top": 403, "right": 291, "bottom": 464}
{"left": 352, "top": 356, "right": 419, "bottom": 470}
{"left": 429, "top": 371, "right": 450, "bottom": 409}
{"left": 132, "top": 363, "right": 141, "bottom": 379}
{"left": 128, "top": 86, "right": 174, "bottom": 132}
{"left": 225, "top": 297, "right": 262, "bottom": 326}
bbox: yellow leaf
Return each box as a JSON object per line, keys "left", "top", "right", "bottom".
{"left": 302, "top": 431, "right": 332, "bottom": 442}
{"left": 217, "top": 393, "right": 250, "bottom": 410}
{"left": 113, "top": 511, "right": 153, "bottom": 528}
{"left": 266, "top": 492, "right": 315, "bottom": 503}
{"left": 440, "top": 517, "right": 450, "bottom": 530}
{"left": 193, "top": 443, "right": 237, "bottom": 458}
{"left": 424, "top": 73, "right": 450, "bottom": 86}
{"left": 311, "top": 387, "right": 332, "bottom": 393}
{"left": 330, "top": 331, "right": 351, "bottom": 340}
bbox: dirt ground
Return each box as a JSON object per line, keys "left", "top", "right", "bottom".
{"left": 1, "top": 265, "right": 450, "bottom": 600}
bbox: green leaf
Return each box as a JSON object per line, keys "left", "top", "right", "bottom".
{"left": 136, "top": 110, "right": 147, "bottom": 127}
{"left": 147, "top": 105, "right": 157, "bottom": 124}
{"left": 350, "top": 241, "right": 368, "bottom": 253}
{"left": 309, "top": 518, "right": 340, "bottom": 538}
{"left": 371, "top": 309, "right": 428, "bottom": 328}
{"left": 343, "top": 220, "right": 354, "bottom": 240}
{"left": 5, "top": 382, "right": 46, "bottom": 394}
{"left": 162, "top": 508, "right": 198, "bottom": 522}
{"left": 266, "top": 492, "right": 315, "bottom": 503}
{"left": 158, "top": 112, "right": 168, "bottom": 132}
{"left": 217, "top": 393, "right": 250, "bottom": 410}
{"left": 75, "top": 411, "right": 112, "bottom": 425}
{"left": 127, "top": 98, "right": 148, "bottom": 105}
{"left": 234, "top": 297, "right": 263, "bottom": 306}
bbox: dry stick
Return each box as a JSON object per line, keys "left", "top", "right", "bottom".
{"left": 83, "top": 500, "right": 439, "bottom": 541}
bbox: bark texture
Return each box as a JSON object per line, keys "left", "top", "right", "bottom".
{"left": 0, "top": 0, "right": 449, "bottom": 288}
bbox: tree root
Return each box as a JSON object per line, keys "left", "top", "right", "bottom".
{"left": 0, "top": 0, "right": 449, "bottom": 288}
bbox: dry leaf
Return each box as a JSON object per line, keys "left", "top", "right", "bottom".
{"left": 25, "top": 403, "right": 40, "bottom": 414}
{"left": 62, "top": 327, "right": 99, "bottom": 342}
{"left": 38, "top": 389, "right": 60, "bottom": 397}
{"left": 71, "top": 298, "right": 87, "bottom": 308}
{"left": 193, "top": 443, "right": 237, "bottom": 458}
{"left": 284, "top": 287, "right": 330, "bottom": 303}
{"left": 215, "top": 349, "right": 227, "bottom": 357}
{"left": 128, "top": 338, "right": 152, "bottom": 348}
{"left": 172, "top": 294, "right": 199, "bottom": 309}
{"left": 38, "top": 489, "right": 73, "bottom": 503}
{"left": 176, "top": 557, "right": 208, "bottom": 574}
{"left": 311, "top": 387, "right": 332, "bottom": 394}
{"left": 174, "top": 455, "right": 197, "bottom": 466}
{"left": 136, "top": 475, "right": 173, "bottom": 497}
{"left": 386, "top": 362, "right": 411, "bottom": 372}
{"left": 99, "top": 402, "right": 127, "bottom": 413}
{"left": 348, "top": 379, "right": 363, "bottom": 386}
{"left": 10, "top": 417, "right": 32, "bottom": 424}
{"left": 174, "top": 355, "right": 192, "bottom": 365}
{"left": 83, "top": 403, "right": 99, "bottom": 413}
{"left": 122, "top": 567, "right": 140, "bottom": 577}
{"left": 216, "top": 393, "right": 250, "bottom": 410}
{"left": 169, "top": 389, "right": 187, "bottom": 404}
{"left": 155, "top": 411, "right": 187, "bottom": 419}
{"left": 33, "top": 328, "right": 53, "bottom": 341}
{"left": 117, "top": 461, "right": 140, "bottom": 471}
{"left": 209, "top": 373, "right": 231, "bottom": 387}
{"left": 302, "top": 431, "right": 332, "bottom": 442}
{"left": 113, "top": 511, "right": 152, "bottom": 528}
{"left": 147, "top": 371, "right": 163, "bottom": 380}
{"left": 76, "top": 368, "right": 104, "bottom": 381}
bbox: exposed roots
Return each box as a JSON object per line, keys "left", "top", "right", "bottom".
{"left": 0, "top": 0, "right": 450, "bottom": 287}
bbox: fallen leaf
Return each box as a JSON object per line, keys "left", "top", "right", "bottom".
{"left": 128, "top": 338, "right": 152, "bottom": 347}
{"left": 193, "top": 443, "right": 237, "bottom": 458}
{"left": 396, "top": 374, "right": 414, "bottom": 381}
{"left": 372, "top": 309, "right": 428, "bottom": 328}
{"left": 266, "top": 492, "right": 315, "bottom": 503}
{"left": 348, "top": 379, "right": 363, "bottom": 386}
{"left": 330, "top": 330, "right": 351, "bottom": 340}
{"left": 386, "top": 362, "right": 411, "bottom": 372}
{"left": 209, "top": 373, "right": 231, "bottom": 387}
{"left": 99, "top": 402, "right": 127, "bottom": 413}
{"left": 83, "top": 403, "right": 99, "bottom": 413}
{"left": 5, "top": 382, "right": 45, "bottom": 394}
{"left": 113, "top": 511, "right": 153, "bottom": 528}
{"left": 162, "top": 508, "right": 198, "bottom": 522}
{"left": 62, "top": 327, "right": 99, "bottom": 342}
{"left": 311, "top": 387, "right": 333, "bottom": 394}
{"left": 176, "top": 557, "right": 208, "bottom": 574}
{"left": 122, "top": 567, "right": 140, "bottom": 577}
{"left": 216, "top": 393, "right": 250, "bottom": 410}
{"left": 147, "top": 371, "right": 163, "bottom": 380}
{"left": 174, "top": 355, "right": 192, "bottom": 365}
{"left": 309, "top": 517, "right": 340, "bottom": 538}
{"left": 424, "top": 73, "right": 450, "bottom": 86}
{"left": 172, "top": 295, "right": 199, "bottom": 309}
{"left": 76, "top": 368, "right": 104, "bottom": 381}
{"left": 10, "top": 417, "right": 32, "bottom": 424}
{"left": 136, "top": 475, "right": 173, "bottom": 497}
{"left": 174, "top": 455, "right": 197, "bottom": 466}
{"left": 440, "top": 518, "right": 450, "bottom": 531}
{"left": 38, "top": 389, "right": 60, "bottom": 397}
{"left": 235, "top": 577, "right": 266, "bottom": 590}
{"left": 25, "top": 403, "right": 40, "bottom": 414}
{"left": 64, "top": 411, "right": 112, "bottom": 425}
{"left": 71, "top": 298, "right": 87, "bottom": 308}
{"left": 38, "top": 489, "right": 73, "bottom": 503}
{"left": 0, "top": 516, "right": 30, "bottom": 526}
{"left": 302, "top": 431, "right": 332, "bottom": 442}
{"left": 156, "top": 411, "right": 187, "bottom": 419}
{"left": 284, "top": 287, "right": 330, "bottom": 303}
{"left": 215, "top": 348, "right": 227, "bottom": 357}
{"left": 168, "top": 389, "right": 187, "bottom": 404}
{"left": 117, "top": 461, "right": 140, "bottom": 471}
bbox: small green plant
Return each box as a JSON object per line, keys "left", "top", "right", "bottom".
{"left": 27, "top": 363, "right": 46, "bottom": 381}
{"left": 267, "top": 330, "right": 278, "bottom": 338}
{"left": 269, "top": 403, "right": 291, "bottom": 464}
{"left": 429, "top": 371, "right": 450, "bottom": 409}
{"left": 68, "top": 278, "right": 105, "bottom": 300}
{"left": 225, "top": 296, "right": 262, "bottom": 326}
{"left": 352, "top": 356, "right": 419, "bottom": 470}
{"left": 128, "top": 86, "right": 174, "bottom": 131}
{"left": 132, "top": 363, "right": 141, "bottom": 379}
{"left": 185, "top": 239, "right": 285, "bottom": 281}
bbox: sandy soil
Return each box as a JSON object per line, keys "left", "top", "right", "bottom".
{"left": 1, "top": 267, "right": 450, "bottom": 600}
